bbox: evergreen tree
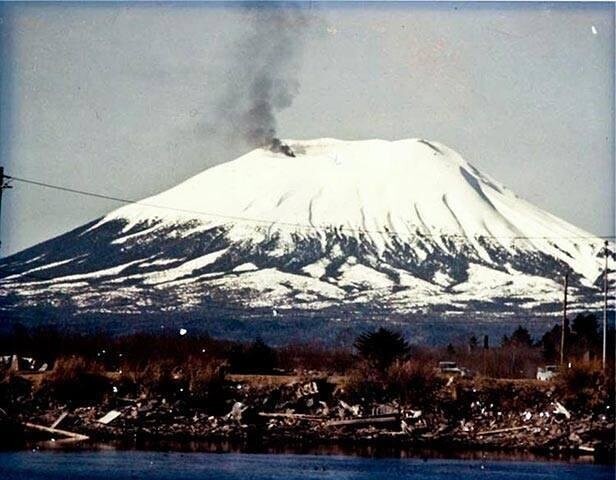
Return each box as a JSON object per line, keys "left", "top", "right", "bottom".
{"left": 540, "top": 324, "right": 561, "bottom": 362}
{"left": 354, "top": 328, "right": 410, "bottom": 372}
{"left": 571, "top": 313, "right": 601, "bottom": 356}
{"left": 510, "top": 325, "right": 533, "bottom": 347}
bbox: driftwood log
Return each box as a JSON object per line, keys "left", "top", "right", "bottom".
{"left": 23, "top": 422, "right": 90, "bottom": 442}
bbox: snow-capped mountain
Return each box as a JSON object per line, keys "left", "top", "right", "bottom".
{"left": 0, "top": 138, "right": 612, "bottom": 343}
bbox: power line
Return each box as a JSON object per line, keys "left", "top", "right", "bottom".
{"left": 1, "top": 172, "right": 613, "bottom": 307}
{"left": 6, "top": 174, "right": 615, "bottom": 242}
{"left": 0, "top": 168, "right": 12, "bottom": 254}
{"left": 0, "top": 172, "right": 611, "bottom": 332}
{"left": 0, "top": 172, "right": 612, "bottom": 318}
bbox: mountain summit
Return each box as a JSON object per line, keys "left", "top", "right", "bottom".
{"left": 0, "top": 138, "right": 610, "bottom": 342}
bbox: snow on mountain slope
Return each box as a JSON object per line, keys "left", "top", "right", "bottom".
{"left": 94, "top": 138, "right": 602, "bottom": 278}
{"left": 0, "top": 138, "right": 611, "bottom": 332}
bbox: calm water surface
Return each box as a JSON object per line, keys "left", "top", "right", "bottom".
{"left": 0, "top": 450, "right": 613, "bottom": 480}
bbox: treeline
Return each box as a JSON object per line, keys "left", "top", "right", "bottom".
{"left": 1, "top": 314, "right": 614, "bottom": 417}
{"left": 443, "top": 313, "right": 615, "bottom": 378}
{"left": 0, "top": 324, "right": 355, "bottom": 375}
{"left": 0, "top": 312, "right": 613, "bottom": 378}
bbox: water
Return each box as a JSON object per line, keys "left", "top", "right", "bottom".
{"left": 0, "top": 451, "right": 613, "bottom": 480}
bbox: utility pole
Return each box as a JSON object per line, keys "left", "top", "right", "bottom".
{"left": 603, "top": 240, "right": 609, "bottom": 371}
{"left": 483, "top": 334, "right": 489, "bottom": 377}
{"left": 0, "top": 167, "right": 11, "bottom": 254}
{"left": 560, "top": 271, "right": 568, "bottom": 366}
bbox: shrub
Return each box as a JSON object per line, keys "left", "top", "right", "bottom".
{"left": 555, "top": 361, "right": 612, "bottom": 412}
{"left": 184, "top": 356, "right": 228, "bottom": 414}
{"left": 118, "top": 356, "right": 229, "bottom": 413}
{"left": 43, "top": 355, "right": 110, "bottom": 405}
{"left": 342, "top": 360, "right": 385, "bottom": 402}
{"left": 230, "top": 338, "right": 277, "bottom": 374}
{"left": 342, "top": 359, "right": 444, "bottom": 406}
{"left": 386, "top": 360, "right": 443, "bottom": 405}
{"left": 0, "top": 371, "right": 32, "bottom": 411}
{"left": 277, "top": 342, "right": 354, "bottom": 374}
{"left": 123, "top": 358, "right": 182, "bottom": 398}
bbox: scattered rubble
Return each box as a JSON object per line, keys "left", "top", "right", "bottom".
{"left": 50, "top": 411, "right": 68, "bottom": 429}
{"left": 23, "top": 422, "right": 89, "bottom": 442}
{"left": 2, "top": 354, "right": 49, "bottom": 372}
{"left": 553, "top": 401, "right": 571, "bottom": 420}
{"left": 4, "top": 374, "right": 614, "bottom": 459}
{"left": 97, "top": 410, "right": 122, "bottom": 425}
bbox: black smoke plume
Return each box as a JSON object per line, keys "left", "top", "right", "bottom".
{"left": 270, "top": 138, "right": 296, "bottom": 157}
{"left": 213, "top": 6, "right": 309, "bottom": 157}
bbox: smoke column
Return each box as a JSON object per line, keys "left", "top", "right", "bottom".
{"left": 213, "top": 5, "right": 309, "bottom": 156}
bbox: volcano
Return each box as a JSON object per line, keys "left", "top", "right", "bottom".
{"left": 0, "top": 138, "right": 611, "bottom": 343}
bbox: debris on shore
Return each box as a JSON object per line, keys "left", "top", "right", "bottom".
{"left": 1, "top": 325, "right": 613, "bottom": 460}
{"left": 5, "top": 373, "right": 614, "bottom": 460}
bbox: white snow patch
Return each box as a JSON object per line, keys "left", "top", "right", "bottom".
{"left": 335, "top": 258, "right": 395, "bottom": 290}
{"left": 111, "top": 223, "right": 162, "bottom": 245}
{"left": 144, "top": 249, "right": 228, "bottom": 285}
{"left": 232, "top": 262, "right": 259, "bottom": 273}
{"left": 4, "top": 257, "right": 79, "bottom": 280}
{"left": 301, "top": 257, "right": 330, "bottom": 279}
{"left": 452, "top": 263, "right": 562, "bottom": 302}
{"left": 208, "top": 268, "right": 345, "bottom": 304}
{"left": 433, "top": 271, "right": 454, "bottom": 287}
{"left": 19, "top": 259, "right": 146, "bottom": 284}
{"left": 139, "top": 258, "right": 179, "bottom": 268}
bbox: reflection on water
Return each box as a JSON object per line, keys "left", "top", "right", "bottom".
{"left": 25, "top": 438, "right": 601, "bottom": 464}
{"left": 0, "top": 449, "right": 613, "bottom": 480}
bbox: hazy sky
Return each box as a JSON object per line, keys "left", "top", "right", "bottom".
{"left": 0, "top": 2, "right": 614, "bottom": 255}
